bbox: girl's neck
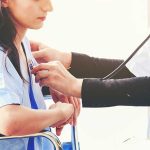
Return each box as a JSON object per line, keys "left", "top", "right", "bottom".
{"left": 14, "top": 26, "right": 27, "bottom": 53}
{"left": 14, "top": 27, "right": 28, "bottom": 73}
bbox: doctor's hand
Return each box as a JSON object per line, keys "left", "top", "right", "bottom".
{"left": 31, "top": 61, "right": 83, "bottom": 98}
{"left": 30, "top": 41, "right": 72, "bottom": 69}
{"left": 50, "top": 89, "right": 81, "bottom": 126}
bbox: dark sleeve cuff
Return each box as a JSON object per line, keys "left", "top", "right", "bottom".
{"left": 69, "top": 52, "right": 90, "bottom": 78}
{"left": 81, "top": 78, "right": 119, "bottom": 107}
{"left": 81, "top": 77, "right": 150, "bottom": 107}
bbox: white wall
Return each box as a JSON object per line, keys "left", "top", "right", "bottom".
{"left": 28, "top": 0, "right": 149, "bottom": 59}
{"left": 28, "top": 0, "right": 150, "bottom": 149}
{"left": 148, "top": 0, "right": 150, "bottom": 26}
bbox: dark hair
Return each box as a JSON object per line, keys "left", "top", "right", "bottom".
{"left": 0, "top": 2, "right": 25, "bottom": 81}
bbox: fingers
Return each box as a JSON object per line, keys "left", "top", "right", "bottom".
{"left": 32, "top": 51, "right": 44, "bottom": 59}
{"left": 50, "top": 88, "right": 59, "bottom": 103}
{"left": 32, "top": 61, "right": 61, "bottom": 74}
{"left": 75, "top": 98, "right": 81, "bottom": 116}
{"left": 32, "top": 63, "right": 50, "bottom": 73}
{"left": 71, "top": 97, "right": 81, "bottom": 125}
{"left": 56, "top": 126, "right": 64, "bottom": 136}
{"left": 49, "top": 103, "right": 56, "bottom": 109}
{"left": 30, "top": 40, "right": 40, "bottom": 51}
{"left": 51, "top": 96, "right": 81, "bottom": 126}
{"left": 51, "top": 114, "right": 73, "bottom": 128}
{"left": 50, "top": 97, "right": 81, "bottom": 136}
{"left": 30, "top": 41, "right": 48, "bottom": 51}
{"left": 55, "top": 115, "right": 73, "bottom": 136}
{"left": 68, "top": 97, "right": 76, "bottom": 124}
{"left": 34, "top": 70, "right": 49, "bottom": 83}
{"left": 50, "top": 89, "right": 70, "bottom": 103}
{"left": 32, "top": 63, "right": 54, "bottom": 84}
{"left": 69, "top": 97, "right": 79, "bottom": 125}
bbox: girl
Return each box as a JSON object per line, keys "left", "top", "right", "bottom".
{"left": 0, "top": 0, "right": 76, "bottom": 149}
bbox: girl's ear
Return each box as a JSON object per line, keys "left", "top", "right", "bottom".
{"left": 1, "top": 0, "right": 9, "bottom": 8}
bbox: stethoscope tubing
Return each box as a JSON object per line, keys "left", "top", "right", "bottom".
{"left": 103, "top": 34, "right": 150, "bottom": 80}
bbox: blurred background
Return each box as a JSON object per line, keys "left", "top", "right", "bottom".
{"left": 28, "top": 0, "right": 150, "bottom": 149}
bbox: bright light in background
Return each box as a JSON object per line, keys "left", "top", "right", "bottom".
{"left": 28, "top": 0, "right": 149, "bottom": 59}
{"left": 27, "top": 0, "right": 150, "bottom": 149}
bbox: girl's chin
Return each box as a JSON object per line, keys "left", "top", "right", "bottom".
{"left": 29, "top": 24, "right": 44, "bottom": 30}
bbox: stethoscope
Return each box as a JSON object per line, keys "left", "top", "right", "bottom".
{"left": 102, "top": 34, "right": 150, "bottom": 80}
{"left": 72, "top": 35, "right": 150, "bottom": 150}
